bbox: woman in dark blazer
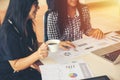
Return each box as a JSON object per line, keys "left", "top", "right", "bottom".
{"left": 0, "top": 0, "right": 48, "bottom": 80}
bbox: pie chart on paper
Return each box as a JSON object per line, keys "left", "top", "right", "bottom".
{"left": 69, "top": 73, "right": 78, "bottom": 78}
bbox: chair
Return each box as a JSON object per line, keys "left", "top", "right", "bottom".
{"left": 46, "top": 0, "right": 55, "bottom": 10}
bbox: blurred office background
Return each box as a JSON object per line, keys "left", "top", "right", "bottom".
{"left": 0, "top": 0, "right": 120, "bottom": 42}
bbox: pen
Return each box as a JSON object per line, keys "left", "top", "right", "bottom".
{"left": 78, "top": 43, "right": 87, "bottom": 47}
{"left": 85, "top": 46, "right": 93, "bottom": 50}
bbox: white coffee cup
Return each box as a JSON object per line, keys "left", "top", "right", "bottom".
{"left": 46, "top": 39, "right": 60, "bottom": 53}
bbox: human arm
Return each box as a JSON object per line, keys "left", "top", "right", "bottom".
{"left": 9, "top": 43, "right": 48, "bottom": 72}
{"left": 30, "top": 60, "right": 43, "bottom": 72}
{"left": 47, "top": 11, "right": 60, "bottom": 40}
{"left": 86, "top": 28, "right": 105, "bottom": 39}
{"left": 82, "top": 5, "right": 104, "bottom": 39}
{"left": 59, "top": 41, "right": 75, "bottom": 50}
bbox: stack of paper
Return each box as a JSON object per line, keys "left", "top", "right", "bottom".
{"left": 48, "top": 32, "right": 120, "bottom": 63}
{"left": 39, "top": 62, "right": 92, "bottom": 80}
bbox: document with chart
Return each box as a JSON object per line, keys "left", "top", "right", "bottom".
{"left": 39, "top": 62, "right": 92, "bottom": 80}
{"left": 48, "top": 32, "right": 120, "bottom": 63}
{"left": 72, "top": 31, "right": 120, "bottom": 53}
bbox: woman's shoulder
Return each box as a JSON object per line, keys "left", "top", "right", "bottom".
{"left": 48, "top": 10, "right": 58, "bottom": 18}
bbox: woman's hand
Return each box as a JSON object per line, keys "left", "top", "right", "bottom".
{"left": 37, "top": 43, "right": 48, "bottom": 59}
{"left": 87, "top": 28, "right": 105, "bottom": 39}
{"left": 30, "top": 60, "right": 43, "bottom": 72}
{"left": 59, "top": 41, "right": 75, "bottom": 50}
{"left": 30, "top": 63, "right": 40, "bottom": 72}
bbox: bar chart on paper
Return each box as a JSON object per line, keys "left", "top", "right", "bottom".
{"left": 39, "top": 62, "right": 92, "bottom": 80}
{"left": 48, "top": 32, "right": 120, "bottom": 63}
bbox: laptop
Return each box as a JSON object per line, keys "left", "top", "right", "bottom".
{"left": 92, "top": 42, "right": 120, "bottom": 65}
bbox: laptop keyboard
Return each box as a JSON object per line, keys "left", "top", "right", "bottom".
{"left": 102, "top": 49, "right": 120, "bottom": 62}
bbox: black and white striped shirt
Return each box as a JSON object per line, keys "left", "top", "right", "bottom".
{"left": 47, "top": 5, "right": 91, "bottom": 41}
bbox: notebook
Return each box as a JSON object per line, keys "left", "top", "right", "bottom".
{"left": 92, "top": 42, "right": 120, "bottom": 64}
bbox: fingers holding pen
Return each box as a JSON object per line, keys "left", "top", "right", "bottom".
{"left": 37, "top": 41, "right": 76, "bottom": 59}
{"left": 59, "top": 41, "right": 76, "bottom": 50}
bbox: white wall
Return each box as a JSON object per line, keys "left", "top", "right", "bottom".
{"left": 80, "top": 0, "right": 109, "bottom": 4}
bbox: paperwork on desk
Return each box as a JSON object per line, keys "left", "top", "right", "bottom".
{"left": 48, "top": 32, "right": 120, "bottom": 63}
{"left": 39, "top": 61, "right": 93, "bottom": 80}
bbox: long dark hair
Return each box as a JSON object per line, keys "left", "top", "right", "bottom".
{"left": 54, "top": 0, "right": 86, "bottom": 35}
{"left": 2, "top": 0, "right": 38, "bottom": 50}
{"left": 2, "top": 0, "right": 37, "bottom": 35}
